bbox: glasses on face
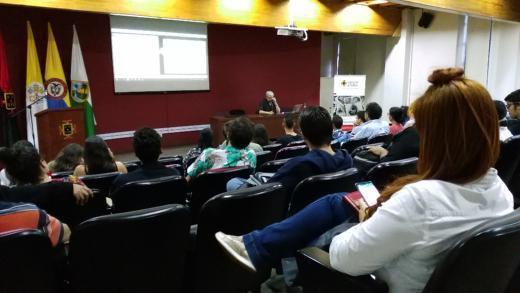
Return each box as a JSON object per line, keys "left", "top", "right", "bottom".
{"left": 506, "top": 103, "right": 518, "bottom": 109}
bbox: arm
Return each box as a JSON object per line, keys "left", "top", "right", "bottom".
{"left": 272, "top": 97, "right": 281, "bottom": 114}
{"left": 329, "top": 189, "right": 421, "bottom": 275}
{"left": 116, "top": 161, "right": 128, "bottom": 174}
{"left": 259, "top": 110, "right": 275, "bottom": 115}
{"left": 186, "top": 149, "right": 213, "bottom": 180}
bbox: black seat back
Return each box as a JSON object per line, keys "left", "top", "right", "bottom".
{"left": 80, "top": 171, "right": 120, "bottom": 197}
{"left": 190, "top": 166, "right": 252, "bottom": 222}
{"left": 195, "top": 183, "right": 287, "bottom": 292}
{"left": 342, "top": 137, "right": 368, "bottom": 153}
{"left": 256, "top": 150, "right": 274, "bottom": 170}
{"left": 289, "top": 168, "right": 361, "bottom": 216}
{"left": 0, "top": 230, "right": 57, "bottom": 293}
{"left": 111, "top": 175, "right": 188, "bottom": 213}
{"left": 275, "top": 145, "right": 309, "bottom": 160}
{"left": 423, "top": 209, "right": 520, "bottom": 293}
{"left": 158, "top": 155, "right": 183, "bottom": 166}
{"left": 50, "top": 170, "right": 73, "bottom": 179}
{"left": 123, "top": 162, "right": 140, "bottom": 172}
{"left": 365, "top": 157, "right": 418, "bottom": 190}
{"left": 258, "top": 158, "right": 291, "bottom": 173}
{"left": 287, "top": 140, "right": 306, "bottom": 147}
{"left": 367, "top": 133, "right": 391, "bottom": 144}
{"left": 70, "top": 204, "right": 191, "bottom": 293}
{"left": 263, "top": 143, "right": 283, "bottom": 154}
{"left": 495, "top": 135, "right": 520, "bottom": 186}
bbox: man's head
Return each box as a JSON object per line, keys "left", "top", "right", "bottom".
{"left": 332, "top": 115, "right": 343, "bottom": 130}
{"left": 265, "top": 90, "right": 275, "bottom": 101}
{"left": 282, "top": 112, "right": 296, "bottom": 131}
{"left": 133, "top": 127, "right": 162, "bottom": 164}
{"left": 299, "top": 106, "right": 333, "bottom": 147}
{"left": 228, "top": 117, "right": 254, "bottom": 149}
{"left": 365, "top": 102, "right": 383, "bottom": 121}
{"left": 505, "top": 89, "right": 520, "bottom": 119}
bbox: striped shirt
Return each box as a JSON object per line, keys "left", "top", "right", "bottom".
{"left": 0, "top": 202, "right": 64, "bottom": 246}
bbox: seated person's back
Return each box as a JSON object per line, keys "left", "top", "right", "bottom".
{"left": 112, "top": 127, "right": 179, "bottom": 189}
{"left": 187, "top": 116, "right": 256, "bottom": 181}
{"left": 73, "top": 136, "right": 127, "bottom": 176}
{"left": 268, "top": 107, "right": 352, "bottom": 192}
{"left": 350, "top": 102, "right": 389, "bottom": 140}
{"left": 276, "top": 112, "right": 302, "bottom": 147}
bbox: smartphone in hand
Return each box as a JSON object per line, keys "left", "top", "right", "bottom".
{"left": 356, "top": 181, "right": 380, "bottom": 207}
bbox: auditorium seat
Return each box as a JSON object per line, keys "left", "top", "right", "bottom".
{"left": 350, "top": 142, "right": 385, "bottom": 158}
{"left": 123, "top": 162, "right": 140, "bottom": 173}
{"left": 331, "top": 141, "right": 341, "bottom": 150}
{"left": 158, "top": 155, "right": 183, "bottom": 166}
{"left": 288, "top": 168, "right": 361, "bottom": 216}
{"left": 495, "top": 135, "right": 520, "bottom": 188}
{"left": 50, "top": 170, "right": 73, "bottom": 180}
{"left": 296, "top": 209, "right": 520, "bottom": 293}
{"left": 287, "top": 140, "right": 306, "bottom": 147}
{"left": 341, "top": 137, "right": 368, "bottom": 154}
{"left": 189, "top": 166, "right": 252, "bottom": 223}
{"left": 367, "top": 133, "right": 392, "bottom": 145}
{"left": 275, "top": 145, "right": 309, "bottom": 160}
{"left": 258, "top": 158, "right": 291, "bottom": 173}
{"left": 256, "top": 150, "right": 274, "bottom": 170}
{"left": 0, "top": 230, "right": 58, "bottom": 293}
{"left": 166, "top": 163, "right": 184, "bottom": 175}
{"left": 69, "top": 204, "right": 190, "bottom": 293}
{"left": 263, "top": 143, "right": 283, "bottom": 154}
{"left": 365, "top": 157, "right": 418, "bottom": 190}
{"left": 190, "top": 183, "right": 287, "bottom": 292}
{"left": 111, "top": 175, "right": 188, "bottom": 213}
{"left": 80, "top": 171, "right": 121, "bottom": 197}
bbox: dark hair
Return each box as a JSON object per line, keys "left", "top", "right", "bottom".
{"left": 493, "top": 100, "right": 508, "bottom": 121}
{"left": 133, "top": 127, "right": 162, "bottom": 164}
{"left": 332, "top": 115, "right": 343, "bottom": 129}
{"left": 356, "top": 111, "right": 366, "bottom": 123}
{"left": 368, "top": 67, "right": 499, "bottom": 218}
{"left": 299, "top": 106, "right": 332, "bottom": 146}
{"left": 283, "top": 112, "right": 295, "bottom": 129}
{"left": 0, "top": 140, "right": 42, "bottom": 185}
{"left": 52, "top": 143, "right": 84, "bottom": 172}
{"left": 504, "top": 89, "right": 520, "bottom": 103}
{"left": 84, "top": 136, "right": 116, "bottom": 174}
{"left": 389, "top": 107, "right": 406, "bottom": 125}
{"left": 227, "top": 117, "right": 254, "bottom": 149}
{"left": 198, "top": 128, "right": 213, "bottom": 150}
{"left": 401, "top": 106, "right": 410, "bottom": 122}
{"left": 253, "top": 124, "right": 269, "bottom": 146}
{"left": 366, "top": 102, "right": 383, "bottom": 120}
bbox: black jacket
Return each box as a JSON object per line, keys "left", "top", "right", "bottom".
{"left": 381, "top": 126, "right": 420, "bottom": 163}
{"left": 508, "top": 119, "right": 520, "bottom": 136}
{"left": 112, "top": 161, "right": 180, "bottom": 190}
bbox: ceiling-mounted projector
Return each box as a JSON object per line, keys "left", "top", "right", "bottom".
{"left": 275, "top": 25, "right": 308, "bottom": 41}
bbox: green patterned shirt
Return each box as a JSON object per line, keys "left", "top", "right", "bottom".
{"left": 187, "top": 145, "right": 256, "bottom": 178}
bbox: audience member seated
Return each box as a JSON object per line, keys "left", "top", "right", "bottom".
{"left": 349, "top": 102, "right": 389, "bottom": 140}
{"left": 504, "top": 89, "right": 520, "bottom": 135}
{"left": 353, "top": 111, "right": 366, "bottom": 127}
{"left": 0, "top": 140, "right": 52, "bottom": 186}
{"left": 220, "top": 118, "right": 263, "bottom": 153}
{"left": 388, "top": 107, "right": 406, "bottom": 136}
{"left": 73, "top": 136, "right": 127, "bottom": 176}
{"left": 184, "top": 128, "right": 213, "bottom": 169}
{"left": 187, "top": 117, "right": 256, "bottom": 182}
{"left": 331, "top": 115, "right": 348, "bottom": 145}
{"left": 0, "top": 147, "right": 12, "bottom": 186}
{"left": 494, "top": 100, "right": 513, "bottom": 141}
{"left": 112, "top": 127, "right": 180, "bottom": 189}
{"left": 252, "top": 124, "right": 269, "bottom": 147}
{"left": 0, "top": 201, "right": 70, "bottom": 246}
{"left": 227, "top": 106, "right": 352, "bottom": 193}
{"left": 276, "top": 112, "right": 302, "bottom": 147}
{"left": 48, "top": 143, "right": 84, "bottom": 173}
{"left": 216, "top": 68, "right": 514, "bottom": 293}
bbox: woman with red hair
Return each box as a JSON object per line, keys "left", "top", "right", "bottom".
{"left": 216, "top": 68, "right": 514, "bottom": 293}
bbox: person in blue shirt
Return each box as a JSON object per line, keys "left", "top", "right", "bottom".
{"left": 331, "top": 115, "right": 349, "bottom": 145}
{"left": 349, "top": 102, "right": 389, "bottom": 141}
{"left": 227, "top": 106, "right": 352, "bottom": 194}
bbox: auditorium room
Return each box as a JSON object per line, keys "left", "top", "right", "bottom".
{"left": 0, "top": 0, "right": 519, "bottom": 292}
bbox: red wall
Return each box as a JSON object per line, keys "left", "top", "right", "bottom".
{"left": 0, "top": 5, "right": 321, "bottom": 153}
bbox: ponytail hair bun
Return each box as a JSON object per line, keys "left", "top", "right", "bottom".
{"left": 428, "top": 67, "right": 465, "bottom": 85}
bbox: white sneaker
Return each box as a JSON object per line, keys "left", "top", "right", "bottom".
{"left": 215, "top": 231, "right": 256, "bottom": 272}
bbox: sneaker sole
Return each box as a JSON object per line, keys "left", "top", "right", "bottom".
{"left": 215, "top": 232, "right": 257, "bottom": 272}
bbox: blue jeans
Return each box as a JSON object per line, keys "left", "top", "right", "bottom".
{"left": 243, "top": 193, "right": 358, "bottom": 269}
{"left": 226, "top": 177, "right": 249, "bottom": 191}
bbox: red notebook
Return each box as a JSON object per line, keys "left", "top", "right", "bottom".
{"left": 342, "top": 191, "right": 367, "bottom": 212}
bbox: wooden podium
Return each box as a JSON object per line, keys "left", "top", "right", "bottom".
{"left": 35, "top": 108, "right": 85, "bottom": 162}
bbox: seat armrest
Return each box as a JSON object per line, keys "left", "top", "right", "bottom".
{"left": 296, "top": 247, "right": 388, "bottom": 293}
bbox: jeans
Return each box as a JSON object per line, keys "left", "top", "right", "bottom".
{"left": 226, "top": 177, "right": 249, "bottom": 191}
{"left": 243, "top": 193, "right": 358, "bottom": 269}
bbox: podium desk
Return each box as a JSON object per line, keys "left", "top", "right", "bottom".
{"left": 35, "top": 108, "right": 85, "bottom": 162}
{"left": 210, "top": 114, "right": 290, "bottom": 147}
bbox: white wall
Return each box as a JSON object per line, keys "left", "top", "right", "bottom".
{"left": 465, "top": 17, "right": 492, "bottom": 86}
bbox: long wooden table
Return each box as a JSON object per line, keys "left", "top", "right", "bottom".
{"left": 210, "top": 114, "right": 289, "bottom": 146}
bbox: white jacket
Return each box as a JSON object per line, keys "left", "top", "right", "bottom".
{"left": 329, "top": 168, "right": 514, "bottom": 293}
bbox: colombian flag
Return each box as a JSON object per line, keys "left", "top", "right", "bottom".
{"left": 44, "top": 23, "right": 71, "bottom": 109}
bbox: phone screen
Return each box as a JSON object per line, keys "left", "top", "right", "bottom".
{"left": 356, "top": 181, "right": 380, "bottom": 206}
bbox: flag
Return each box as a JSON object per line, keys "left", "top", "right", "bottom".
{"left": 44, "top": 23, "right": 71, "bottom": 109}
{"left": 25, "top": 21, "right": 47, "bottom": 148}
{"left": 0, "top": 29, "right": 20, "bottom": 146}
{"left": 70, "top": 25, "right": 96, "bottom": 137}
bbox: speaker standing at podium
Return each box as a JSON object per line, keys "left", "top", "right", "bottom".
{"left": 257, "top": 90, "right": 280, "bottom": 115}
